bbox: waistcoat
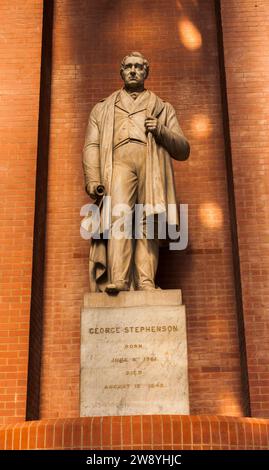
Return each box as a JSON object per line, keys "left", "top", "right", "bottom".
{"left": 113, "top": 89, "right": 149, "bottom": 149}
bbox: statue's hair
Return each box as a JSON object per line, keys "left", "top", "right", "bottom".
{"left": 120, "top": 52, "right": 149, "bottom": 79}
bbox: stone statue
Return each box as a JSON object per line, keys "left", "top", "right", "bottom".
{"left": 82, "top": 52, "right": 190, "bottom": 293}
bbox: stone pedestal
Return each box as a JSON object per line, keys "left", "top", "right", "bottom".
{"left": 80, "top": 290, "right": 189, "bottom": 416}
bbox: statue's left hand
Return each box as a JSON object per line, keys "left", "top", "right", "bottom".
{"left": 145, "top": 116, "right": 161, "bottom": 137}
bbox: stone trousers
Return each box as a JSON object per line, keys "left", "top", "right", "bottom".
{"left": 108, "top": 142, "right": 159, "bottom": 289}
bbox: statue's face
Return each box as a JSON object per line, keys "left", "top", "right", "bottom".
{"left": 121, "top": 55, "right": 147, "bottom": 89}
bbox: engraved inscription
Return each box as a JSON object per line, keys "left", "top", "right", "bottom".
{"left": 111, "top": 357, "right": 128, "bottom": 363}
{"left": 89, "top": 325, "right": 178, "bottom": 334}
{"left": 126, "top": 370, "right": 143, "bottom": 376}
{"left": 103, "top": 382, "right": 165, "bottom": 390}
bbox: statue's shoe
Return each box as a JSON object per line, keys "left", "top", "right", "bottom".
{"left": 136, "top": 286, "right": 156, "bottom": 291}
{"left": 105, "top": 283, "right": 130, "bottom": 294}
{"left": 136, "top": 285, "right": 162, "bottom": 291}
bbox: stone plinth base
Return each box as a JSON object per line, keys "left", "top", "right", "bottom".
{"left": 80, "top": 290, "right": 189, "bottom": 416}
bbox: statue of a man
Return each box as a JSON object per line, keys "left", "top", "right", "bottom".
{"left": 83, "top": 52, "right": 190, "bottom": 293}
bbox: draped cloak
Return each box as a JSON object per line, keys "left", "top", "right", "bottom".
{"left": 82, "top": 89, "right": 190, "bottom": 291}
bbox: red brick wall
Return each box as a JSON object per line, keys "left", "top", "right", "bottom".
{"left": 2, "top": 0, "right": 268, "bottom": 426}
{"left": 0, "top": 1, "right": 43, "bottom": 424}
{"left": 221, "top": 0, "right": 269, "bottom": 417}
{"left": 0, "top": 416, "right": 268, "bottom": 450}
{"left": 40, "top": 0, "right": 245, "bottom": 417}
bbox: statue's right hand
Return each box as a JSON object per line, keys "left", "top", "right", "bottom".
{"left": 87, "top": 183, "right": 99, "bottom": 200}
{"left": 87, "top": 183, "right": 105, "bottom": 200}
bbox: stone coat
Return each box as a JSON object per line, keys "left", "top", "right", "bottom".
{"left": 82, "top": 89, "right": 189, "bottom": 291}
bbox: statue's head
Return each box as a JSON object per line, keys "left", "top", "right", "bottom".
{"left": 120, "top": 52, "right": 149, "bottom": 91}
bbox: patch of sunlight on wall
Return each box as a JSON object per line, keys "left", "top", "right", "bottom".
{"left": 218, "top": 392, "right": 245, "bottom": 416}
{"left": 199, "top": 203, "right": 223, "bottom": 229}
{"left": 191, "top": 114, "right": 212, "bottom": 139}
{"left": 176, "top": 0, "right": 198, "bottom": 11}
{"left": 176, "top": 0, "right": 183, "bottom": 12}
{"left": 178, "top": 17, "right": 202, "bottom": 51}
